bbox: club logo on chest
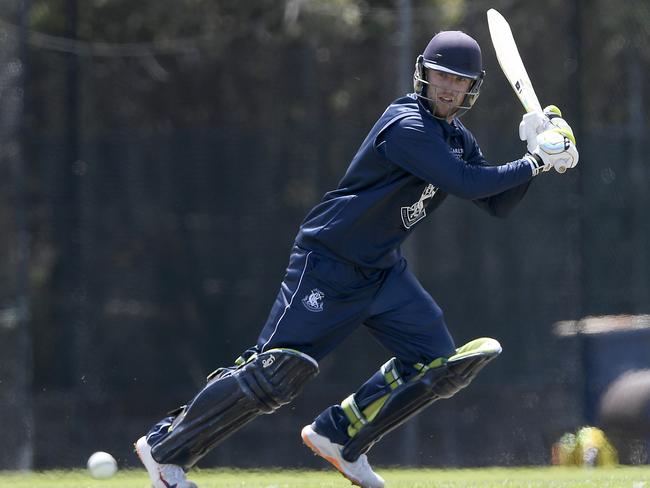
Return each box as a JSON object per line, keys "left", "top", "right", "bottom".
{"left": 401, "top": 183, "right": 438, "bottom": 229}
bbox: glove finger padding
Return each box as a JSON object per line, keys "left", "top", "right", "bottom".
{"left": 546, "top": 117, "right": 576, "bottom": 145}
{"left": 534, "top": 129, "right": 579, "bottom": 173}
{"left": 543, "top": 105, "right": 577, "bottom": 145}
{"left": 519, "top": 111, "right": 547, "bottom": 153}
{"left": 543, "top": 104, "right": 562, "bottom": 117}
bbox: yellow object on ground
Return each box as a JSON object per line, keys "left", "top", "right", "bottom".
{"left": 551, "top": 426, "right": 618, "bottom": 467}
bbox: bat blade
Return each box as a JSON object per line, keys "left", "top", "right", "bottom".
{"left": 487, "top": 8, "right": 542, "bottom": 114}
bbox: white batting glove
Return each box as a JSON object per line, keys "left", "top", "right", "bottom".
{"left": 519, "top": 110, "right": 547, "bottom": 153}
{"left": 520, "top": 105, "right": 576, "bottom": 154}
{"left": 525, "top": 128, "right": 579, "bottom": 175}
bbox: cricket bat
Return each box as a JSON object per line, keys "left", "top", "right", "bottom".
{"left": 487, "top": 8, "right": 569, "bottom": 172}
{"left": 487, "top": 8, "right": 542, "bottom": 113}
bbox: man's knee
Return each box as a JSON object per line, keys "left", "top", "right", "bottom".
{"left": 151, "top": 348, "right": 319, "bottom": 467}
{"left": 238, "top": 348, "right": 319, "bottom": 411}
{"left": 441, "top": 337, "right": 503, "bottom": 395}
{"left": 416, "top": 337, "right": 503, "bottom": 398}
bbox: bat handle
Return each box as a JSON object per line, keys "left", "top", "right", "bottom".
{"left": 557, "top": 166, "right": 567, "bottom": 174}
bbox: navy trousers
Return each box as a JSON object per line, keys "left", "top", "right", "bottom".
{"left": 256, "top": 245, "right": 456, "bottom": 444}
{"left": 147, "top": 245, "right": 457, "bottom": 452}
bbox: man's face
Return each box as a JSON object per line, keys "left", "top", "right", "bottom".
{"left": 425, "top": 69, "right": 473, "bottom": 121}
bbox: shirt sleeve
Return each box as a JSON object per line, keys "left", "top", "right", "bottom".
{"left": 377, "top": 116, "right": 534, "bottom": 200}
{"left": 472, "top": 181, "right": 533, "bottom": 217}
{"left": 463, "top": 128, "right": 533, "bottom": 218}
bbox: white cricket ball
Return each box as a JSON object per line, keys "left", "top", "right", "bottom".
{"left": 87, "top": 451, "right": 118, "bottom": 479}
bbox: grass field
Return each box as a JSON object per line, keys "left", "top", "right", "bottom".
{"left": 1, "top": 467, "right": 649, "bottom": 488}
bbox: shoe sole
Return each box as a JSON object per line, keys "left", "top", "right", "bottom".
{"left": 301, "top": 427, "right": 364, "bottom": 488}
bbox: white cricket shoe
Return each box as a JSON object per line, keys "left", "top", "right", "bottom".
{"left": 134, "top": 436, "right": 198, "bottom": 488}
{"left": 301, "top": 425, "right": 385, "bottom": 488}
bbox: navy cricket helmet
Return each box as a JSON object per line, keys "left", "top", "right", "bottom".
{"left": 413, "top": 31, "right": 486, "bottom": 118}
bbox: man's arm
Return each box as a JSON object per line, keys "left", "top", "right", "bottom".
{"left": 472, "top": 181, "right": 532, "bottom": 218}
{"left": 378, "top": 116, "right": 536, "bottom": 200}
{"left": 464, "top": 133, "right": 532, "bottom": 218}
{"left": 469, "top": 105, "right": 580, "bottom": 217}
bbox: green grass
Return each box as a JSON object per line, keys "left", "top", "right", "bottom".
{"left": 0, "top": 467, "right": 649, "bottom": 488}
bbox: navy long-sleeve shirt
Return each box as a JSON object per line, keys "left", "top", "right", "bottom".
{"left": 295, "top": 94, "right": 534, "bottom": 269}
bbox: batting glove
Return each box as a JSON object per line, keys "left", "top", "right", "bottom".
{"left": 525, "top": 128, "right": 579, "bottom": 175}
{"left": 519, "top": 105, "right": 576, "bottom": 154}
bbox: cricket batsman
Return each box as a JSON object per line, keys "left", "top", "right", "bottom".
{"left": 134, "top": 31, "right": 578, "bottom": 488}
